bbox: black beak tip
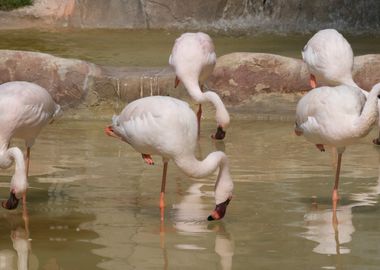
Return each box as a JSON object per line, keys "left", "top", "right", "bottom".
{"left": 212, "top": 127, "right": 226, "bottom": 140}
{"left": 207, "top": 215, "right": 215, "bottom": 221}
{"left": 2, "top": 192, "right": 20, "bottom": 210}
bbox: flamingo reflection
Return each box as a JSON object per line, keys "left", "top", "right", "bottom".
{"left": 301, "top": 168, "right": 380, "bottom": 255}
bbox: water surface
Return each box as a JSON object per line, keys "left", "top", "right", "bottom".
{"left": 0, "top": 119, "right": 380, "bottom": 269}
{"left": 0, "top": 29, "right": 379, "bottom": 67}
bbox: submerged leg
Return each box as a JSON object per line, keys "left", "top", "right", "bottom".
{"left": 142, "top": 154, "right": 154, "bottom": 165}
{"left": 332, "top": 152, "right": 342, "bottom": 211}
{"left": 160, "top": 162, "right": 168, "bottom": 221}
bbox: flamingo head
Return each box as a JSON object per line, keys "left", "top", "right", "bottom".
{"left": 2, "top": 191, "right": 19, "bottom": 210}
{"left": 211, "top": 126, "right": 226, "bottom": 140}
{"left": 207, "top": 197, "right": 231, "bottom": 221}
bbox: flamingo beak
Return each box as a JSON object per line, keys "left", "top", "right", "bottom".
{"left": 174, "top": 76, "right": 180, "bottom": 88}
{"left": 105, "top": 126, "right": 121, "bottom": 139}
{"left": 309, "top": 74, "right": 317, "bottom": 88}
{"left": 208, "top": 197, "right": 231, "bottom": 221}
{"left": 211, "top": 126, "right": 226, "bottom": 140}
{"left": 2, "top": 191, "right": 19, "bottom": 210}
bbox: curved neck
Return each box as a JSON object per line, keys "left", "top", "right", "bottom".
{"left": 353, "top": 83, "right": 380, "bottom": 137}
{"left": 174, "top": 151, "right": 233, "bottom": 204}
{"left": 182, "top": 79, "right": 230, "bottom": 128}
{"left": 0, "top": 147, "right": 27, "bottom": 194}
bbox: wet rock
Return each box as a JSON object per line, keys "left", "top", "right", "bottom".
{"left": 353, "top": 54, "right": 380, "bottom": 91}
{"left": 208, "top": 53, "right": 310, "bottom": 105}
{"left": 0, "top": 50, "right": 101, "bottom": 107}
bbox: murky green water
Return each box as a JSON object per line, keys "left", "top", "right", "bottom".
{"left": 1, "top": 119, "right": 380, "bottom": 269}
{"left": 0, "top": 29, "right": 380, "bottom": 67}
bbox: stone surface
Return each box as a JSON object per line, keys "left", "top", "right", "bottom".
{"left": 353, "top": 54, "right": 380, "bottom": 91}
{"left": 0, "top": 0, "right": 379, "bottom": 34}
{"left": 208, "top": 53, "right": 310, "bottom": 105}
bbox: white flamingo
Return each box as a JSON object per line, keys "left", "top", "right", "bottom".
{"left": 0, "top": 81, "right": 60, "bottom": 210}
{"left": 169, "top": 32, "right": 230, "bottom": 140}
{"left": 302, "top": 29, "right": 359, "bottom": 89}
{"left": 302, "top": 28, "right": 380, "bottom": 145}
{"left": 105, "top": 96, "right": 233, "bottom": 221}
{"left": 294, "top": 83, "right": 380, "bottom": 209}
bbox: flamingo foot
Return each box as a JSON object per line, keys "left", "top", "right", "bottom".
{"left": 2, "top": 191, "right": 19, "bottom": 210}
{"left": 207, "top": 197, "right": 231, "bottom": 221}
{"left": 142, "top": 154, "right": 154, "bottom": 165}
{"left": 373, "top": 138, "right": 380, "bottom": 145}
{"left": 316, "top": 144, "right": 325, "bottom": 152}
{"left": 211, "top": 126, "right": 226, "bottom": 140}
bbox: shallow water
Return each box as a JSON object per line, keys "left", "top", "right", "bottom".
{"left": 0, "top": 29, "right": 380, "bottom": 67}
{"left": 0, "top": 119, "right": 380, "bottom": 269}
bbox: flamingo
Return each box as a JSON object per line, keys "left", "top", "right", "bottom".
{"left": 302, "top": 28, "right": 380, "bottom": 145}
{"left": 294, "top": 83, "right": 380, "bottom": 210}
{"left": 169, "top": 32, "right": 230, "bottom": 140}
{"left": 0, "top": 81, "right": 60, "bottom": 210}
{"left": 105, "top": 96, "right": 233, "bottom": 221}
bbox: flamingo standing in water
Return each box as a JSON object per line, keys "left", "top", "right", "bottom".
{"left": 302, "top": 28, "right": 380, "bottom": 144}
{"left": 295, "top": 83, "right": 380, "bottom": 210}
{"left": 169, "top": 32, "right": 230, "bottom": 140}
{"left": 105, "top": 96, "right": 233, "bottom": 221}
{"left": 0, "top": 81, "right": 60, "bottom": 210}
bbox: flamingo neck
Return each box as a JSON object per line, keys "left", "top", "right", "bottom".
{"left": 0, "top": 146, "right": 27, "bottom": 194}
{"left": 181, "top": 78, "right": 230, "bottom": 129}
{"left": 174, "top": 151, "right": 233, "bottom": 204}
{"left": 353, "top": 83, "right": 380, "bottom": 137}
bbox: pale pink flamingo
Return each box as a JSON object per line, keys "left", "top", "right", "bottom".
{"left": 295, "top": 83, "right": 380, "bottom": 210}
{"left": 302, "top": 28, "right": 380, "bottom": 145}
{"left": 0, "top": 81, "right": 60, "bottom": 210}
{"left": 105, "top": 96, "right": 233, "bottom": 221}
{"left": 169, "top": 32, "right": 230, "bottom": 140}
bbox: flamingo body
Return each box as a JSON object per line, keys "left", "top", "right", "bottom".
{"left": 0, "top": 81, "right": 60, "bottom": 209}
{"left": 107, "top": 96, "right": 233, "bottom": 220}
{"left": 295, "top": 83, "right": 380, "bottom": 208}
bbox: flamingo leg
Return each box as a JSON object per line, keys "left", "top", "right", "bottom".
{"left": 142, "top": 154, "right": 154, "bottom": 165}
{"left": 23, "top": 147, "right": 31, "bottom": 208}
{"left": 160, "top": 162, "right": 168, "bottom": 221}
{"left": 310, "top": 74, "right": 317, "bottom": 88}
{"left": 332, "top": 152, "right": 342, "bottom": 211}
{"left": 197, "top": 104, "right": 202, "bottom": 138}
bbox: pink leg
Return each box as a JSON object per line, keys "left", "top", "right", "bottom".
{"left": 197, "top": 104, "right": 202, "bottom": 138}
{"left": 142, "top": 154, "right": 154, "bottom": 165}
{"left": 23, "top": 147, "right": 31, "bottom": 207}
{"left": 160, "top": 162, "right": 168, "bottom": 221}
{"left": 332, "top": 153, "right": 342, "bottom": 211}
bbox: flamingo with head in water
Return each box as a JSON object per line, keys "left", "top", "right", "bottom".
{"left": 105, "top": 95, "right": 233, "bottom": 221}
{"left": 169, "top": 32, "right": 230, "bottom": 140}
{"left": 295, "top": 82, "right": 380, "bottom": 210}
{"left": 0, "top": 81, "right": 60, "bottom": 210}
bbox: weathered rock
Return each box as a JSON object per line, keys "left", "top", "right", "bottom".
{"left": 354, "top": 54, "right": 380, "bottom": 90}
{"left": 0, "top": 0, "right": 379, "bottom": 34}
{"left": 0, "top": 50, "right": 101, "bottom": 107}
{"left": 208, "top": 53, "right": 310, "bottom": 105}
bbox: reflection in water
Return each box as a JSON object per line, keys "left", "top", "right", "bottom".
{"left": 301, "top": 167, "right": 380, "bottom": 255}
{"left": 0, "top": 207, "right": 37, "bottom": 270}
{"left": 172, "top": 182, "right": 234, "bottom": 269}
